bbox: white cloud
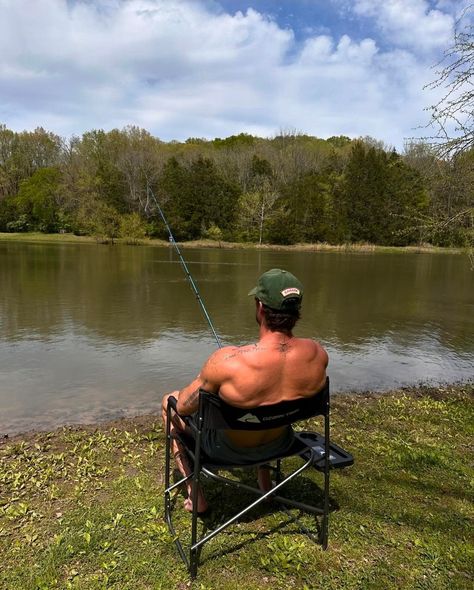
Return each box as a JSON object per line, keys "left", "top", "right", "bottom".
{"left": 435, "top": 0, "right": 472, "bottom": 18}
{"left": 352, "top": 0, "right": 454, "bottom": 52}
{"left": 0, "top": 0, "right": 452, "bottom": 147}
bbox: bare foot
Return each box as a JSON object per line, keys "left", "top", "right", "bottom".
{"left": 183, "top": 495, "right": 208, "bottom": 514}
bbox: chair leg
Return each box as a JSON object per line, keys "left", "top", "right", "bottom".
{"left": 190, "top": 482, "right": 199, "bottom": 576}
{"left": 323, "top": 469, "right": 330, "bottom": 549}
{"left": 321, "top": 482, "right": 329, "bottom": 550}
{"left": 190, "top": 549, "right": 198, "bottom": 579}
{"left": 322, "top": 413, "right": 330, "bottom": 549}
{"left": 164, "top": 405, "right": 172, "bottom": 521}
{"left": 164, "top": 403, "right": 194, "bottom": 573}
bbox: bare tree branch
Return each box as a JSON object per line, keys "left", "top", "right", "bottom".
{"left": 424, "top": 5, "right": 474, "bottom": 158}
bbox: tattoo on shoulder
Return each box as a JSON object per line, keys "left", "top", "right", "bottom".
{"left": 224, "top": 345, "right": 266, "bottom": 361}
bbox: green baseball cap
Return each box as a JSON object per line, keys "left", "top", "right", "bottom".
{"left": 248, "top": 268, "right": 303, "bottom": 311}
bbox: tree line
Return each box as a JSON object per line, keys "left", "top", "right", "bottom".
{"left": 0, "top": 123, "right": 472, "bottom": 247}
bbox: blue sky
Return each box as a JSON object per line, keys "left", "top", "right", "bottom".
{"left": 0, "top": 0, "right": 471, "bottom": 148}
{"left": 215, "top": 1, "right": 372, "bottom": 43}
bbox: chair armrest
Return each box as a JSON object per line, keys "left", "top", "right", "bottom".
{"left": 167, "top": 395, "right": 179, "bottom": 413}
{"left": 166, "top": 395, "right": 195, "bottom": 429}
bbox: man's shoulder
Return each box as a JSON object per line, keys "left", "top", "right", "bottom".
{"left": 294, "top": 336, "right": 325, "bottom": 351}
{"left": 200, "top": 345, "right": 253, "bottom": 389}
{"left": 206, "top": 345, "right": 240, "bottom": 362}
{"left": 209, "top": 344, "right": 258, "bottom": 365}
{"left": 295, "top": 337, "right": 329, "bottom": 364}
{"left": 203, "top": 345, "right": 248, "bottom": 372}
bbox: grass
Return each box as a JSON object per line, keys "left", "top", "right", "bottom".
{"left": 0, "top": 232, "right": 465, "bottom": 254}
{"left": 1, "top": 383, "right": 473, "bottom": 589}
{"left": 0, "top": 232, "right": 100, "bottom": 245}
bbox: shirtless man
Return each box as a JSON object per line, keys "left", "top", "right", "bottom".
{"left": 161, "top": 268, "right": 328, "bottom": 513}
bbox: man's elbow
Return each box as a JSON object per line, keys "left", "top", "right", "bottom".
{"left": 176, "top": 401, "right": 191, "bottom": 416}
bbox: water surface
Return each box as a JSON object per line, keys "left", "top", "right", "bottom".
{"left": 0, "top": 241, "right": 472, "bottom": 434}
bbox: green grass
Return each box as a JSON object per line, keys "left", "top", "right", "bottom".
{"left": 0, "top": 232, "right": 99, "bottom": 244}
{"left": 1, "top": 383, "right": 473, "bottom": 589}
{"left": 0, "top": 232, "right": 465, "bottom": 254}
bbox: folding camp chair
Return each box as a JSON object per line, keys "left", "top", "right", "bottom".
{"left": 164, "top": 377, "right": 353, "bottom": 578}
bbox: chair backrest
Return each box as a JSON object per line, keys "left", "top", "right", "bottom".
{"left": 198, "top": 377, "right": 329, "bottom": 431}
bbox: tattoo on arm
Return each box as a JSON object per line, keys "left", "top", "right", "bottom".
{"left": 182, "top": 388, "right": 200, "bottom": 408}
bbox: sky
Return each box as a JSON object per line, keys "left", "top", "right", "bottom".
{"left": 0, "top": 0, "right": 471, "bottom": 148}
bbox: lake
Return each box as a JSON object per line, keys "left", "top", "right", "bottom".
{"left": 0, "top": 241, "right": 472, "bottom": 434}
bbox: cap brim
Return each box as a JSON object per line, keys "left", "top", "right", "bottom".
{"left": 248, "top": 287, "right": 257, "bottom": 296}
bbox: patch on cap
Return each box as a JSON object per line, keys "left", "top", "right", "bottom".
{"left": 281, "top": 287, "right": 301, "bottom": 297}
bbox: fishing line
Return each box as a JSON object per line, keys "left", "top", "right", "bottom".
{"left": 146, "top": 185, "right": 222, "bottom": 349}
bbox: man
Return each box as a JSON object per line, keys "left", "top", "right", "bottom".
{"left": 161, "top": 268, "right": 328, "bottom": 513}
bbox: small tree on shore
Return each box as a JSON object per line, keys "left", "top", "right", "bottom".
{"left": 119, "top": 212, "right": 147, "bottom": 244}
{"left": 237, "top": 178, "right": 281, "bottom": 244}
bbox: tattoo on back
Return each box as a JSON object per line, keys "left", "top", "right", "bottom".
{"left": 278, "top": 342, "right": 290, "bottom": 354}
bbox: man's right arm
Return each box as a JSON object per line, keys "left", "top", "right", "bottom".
{"left": 175, "top": 347, "right": 234, "bottom": 415}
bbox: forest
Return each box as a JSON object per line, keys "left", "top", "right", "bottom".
{"left": 0, "top": 123, "right": 472, "bottom": 247}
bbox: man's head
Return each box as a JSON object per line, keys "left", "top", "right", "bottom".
{"left": 248, "top": 268, "right": 303, "bottom": 332}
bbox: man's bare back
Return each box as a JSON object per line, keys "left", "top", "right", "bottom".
{"left": 191, "top": 332, "right": 328, "bottom": 448}
{"left": 162, "top": 268, "right": 328, "bottom": 512}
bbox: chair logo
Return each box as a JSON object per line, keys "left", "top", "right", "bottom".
{"left": 237, "top": 413, "right": 261, "bottom": 423}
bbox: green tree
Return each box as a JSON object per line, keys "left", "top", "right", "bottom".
{"left": 159, "top": 156, "right": 239, "bottom": 240}
{"left": 119, "top": 212, "right": 148, "bottom": 244}
{"left": 339, "top": 142, "right": 429, "bottom": 245}
{"left": 157, "top": 157, "right": 190, "bottom": 239}
{"left": 203, "top": 223, "right": 223, "bottom": 244}
{"left": 422, "top": 149, "right": 474, "bottom": 247}
{"left": 0, "top": 124, "right": 17, "bottom": 199}
{"left": 281, "top": 171, "right": 339, "bottom": 243}
{"left": 118, "top": 126, "right": 163, "bottom": 212}
{"left": 78, "top": 129, "right": 127, "bottom": 212}
{"left": 211, "top": 133, "right": 256, "bottom": 149}
{"left": 339, "top": 142, "right": 385, "bottom": 242}
{"left": 237, "top": 178, "right": 282, "bottom": 244}
{"left": 0, "top": 196, "right": 21, "bottom": 231}
{"left": 0, "top": 125, "right": 61, "bottom": 200}
{"left": 14, "top": 167, "right": 62, "bottom": 232}
{"left": 384, "top": 151, "right": 429, "bottom": 245}
{"left": 188, "top": 156, "right": 239, "bottom": 239}
{"left": 93, "top": 202, "right": 120, "bottom": 243}
{"left": 250, "top": 154, "right": 273, "bottom": 178}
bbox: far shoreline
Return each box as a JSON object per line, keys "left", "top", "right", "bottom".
{"left": 0, "top": 231, "right": 466, "bottom": 255}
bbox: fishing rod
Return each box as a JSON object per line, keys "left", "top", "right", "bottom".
{"left": 145, "top": 185, "right": 222, "bottom": 349}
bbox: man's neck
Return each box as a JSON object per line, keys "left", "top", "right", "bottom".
{"left": 258, "top": 324, "right": 293, "bottom": 341}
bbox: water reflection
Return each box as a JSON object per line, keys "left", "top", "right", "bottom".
{"left": 0, "top": 242, "right": 473, "bottom": 434}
